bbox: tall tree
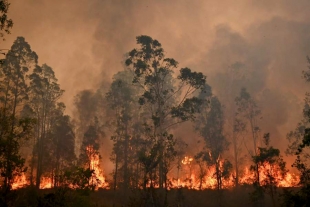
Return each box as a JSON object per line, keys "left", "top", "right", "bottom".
{"left": 284, "top": 57, "right": 310, "bottom": 206}
{"left": 28, "top": 63, "right": 64, "bottom": 188}
{"left": 235, "top": 87, "right": 262, "bottom": 185}
{"left": 235, "top": 87, "right": 261, "bottom": 156}
{"left": 125, "top": 35, "right": 207, "bottom": 206}
{"left": 106, "top": 70, "right": 142, "bottom": 193}
{"left": 78, "top": 118, "right": 104, "bottom": 190}
{"left": 0, "top": 37, "right": 37, "bottom": 193}
{"left": 48, "top": 103, "right": 76, "bottom": 187}
{"left": 213, "top": 62, "right": 249, "bottom": 187}
{"left": 195, "top": 93, "right": 231, "bottom": 191}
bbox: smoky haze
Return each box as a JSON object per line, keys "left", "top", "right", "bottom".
{"left": 3, "top": 0, "right": 310, "bottom": 171}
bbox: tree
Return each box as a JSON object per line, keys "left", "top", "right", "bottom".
{"left": 195, "top": 94, "right": 231, "bottom": 191}
{"left": 235, "top": 87, "right": 261, "bottom": 156}
{"left": 125, "top": 35, "right": 207, "bottom": 206}
{"left": 74, "top": 89, "right": 102, "bottom": 156}
{"left": 106, "top": 70, "right": 142, "bottom": 196}
{"left": 0, "top": 0, "right": 13, "bottom": 41}
{"left": 283, "top": 57, "right": 310, "bottom": 206}
{"left": 235, "top": 87, "right": 261, "bottom": 185}
{"left": 78, "top": 118, "right": 105, "bottom": 190}
{"left": 232, "top": 117, "right": 246, "bottom": 186}
{"left": 251, "top": 133, "right": 287, "bottom": 207}
{"left": 48, "top": 103, "right": 76, "bottom": 187}
{"left": 0, "top": 37, "right": 37, "bottom": 193}
{"left": 27, "top": 63, "right": 64, "bottom": 188}
{"left": 214, "top": 62, "right": 249, "bottom": 187}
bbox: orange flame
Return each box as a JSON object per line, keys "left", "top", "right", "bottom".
{"left": 86, "top": 145, "right": 109, "bottom": 189}
{"left": 11, "top": 145, "right": 109, "bottom": 190}
{"left": 11, "top": 174, "right": 28, "bottom": 190}
{"left": 168, "top": 156, "right": 299, "bottom": 190}
{"left": 11, "top": 155, "right": 298, "bottom": 190}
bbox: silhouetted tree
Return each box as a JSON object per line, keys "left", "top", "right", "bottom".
{"left": 106, "top": 70, "right": 142, "bottom": 194}
{"left": 48, "top": 103, "right": 76, "bottom": 187}
{"left": 283, "top": 57, "right": 310, "bottom": 206}
{"left": 125, "top": 35, "right": 207, "bottom": 205}
{"left": 195, "top": 93, "right": 231, "bottom": 191}
{"left": 0, "top": 0, "right": 13, "bottom": 40}
{"left": 0, "top": 37, "right": 37, "bottom": 193}
{"left": 235, "top": 87, "right": 261, "bottom": 185}
{"left": 251, "top": 133, "right": 287, "bottom": 207}
{"left": 28, "top": 63, "right": 64, "bottom": 188}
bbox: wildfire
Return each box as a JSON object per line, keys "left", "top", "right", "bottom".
{"left": 40, "top": 177, "right": 53, "bottom": 189}
{"left": 11, "top": 174, "right": 28, "bottom": 190}
{"left": 10, "top": 145, "right": 108, "bottom": 190}
{"left": 169, "top": 156, "right": 299, "bottom": 190}
{"left": 181, "top": 156, "right": 193, "bottom": 165}
{"left": 86, "top": 145, "right": 109, "bottom": 190}
{"left": 10, "top": 154, "right": 298, "bottom": 191}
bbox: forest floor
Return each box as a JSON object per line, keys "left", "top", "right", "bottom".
{"left": 6, "top": 185, "right": 297, "bottom": 207}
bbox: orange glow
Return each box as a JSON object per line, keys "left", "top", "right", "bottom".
{"left": 11, "top": 145, "right": 109, "bottom": 190}
{"left": 40, "top": 177, "right": 53, "bottom": 189}
{"left": 86, "top": 145, "right": 109, "bottom": 189}
{"left": 11, "top": 174, "right": 28, "bottom": 190}
{"left": 11, "top": 155, "right": 298, "bottom": 190}
{"left": 168, "top": 156, "right": 299, "bottom": 190}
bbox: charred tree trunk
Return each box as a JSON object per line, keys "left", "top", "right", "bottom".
{"left": 123, "top": 125, "right": 129, "bottom": 190}
{"left": 232, "top": 132, "right": 239, "bottom": 187}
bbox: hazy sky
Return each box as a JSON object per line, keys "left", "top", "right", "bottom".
{"left": 3, "top": 0, "right": 310, "bottom": 157}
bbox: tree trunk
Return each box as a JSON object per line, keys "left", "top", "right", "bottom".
{"left": 232, "top": 131, "right": 239, "bottom": 187}
{"left": 124, "top": 124, "right": 129, "bottom": 190}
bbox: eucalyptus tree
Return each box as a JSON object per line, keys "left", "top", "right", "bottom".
{"left": 106, "top": 70, "right": 143, "bottom": 192}
{"left": 78, "top": 118, "right": 105, "bottom": 190}
{"left": 0, "top": 0, "right": 13, "bottom": 41}
{"left": 251, "top": 133, "right": 287, "bottom": 207}
{"left": 125, "top": 34, "right": 207, "bottom": 204}
{"left": 235, "top": 87, "right": 261, "bottom": 185}
{"left": 48, "top": 103, "right": 76, "bottom": 187}
{"left": 232, "top": 109, "right": 247, "bottom": 187}
{"left": 28, "top": 63, "right": 64, "bottom": 188}
{"left": 235, "top": 87, "right": 261, "bottom": 156}
{"left": 195, "top": 91, "right": 231, "bottom": 191}
{"left": 0, "top": 37, "right": 37, "bottom": 192}
{"left": 283, "top": 57, "right": 310, "bottom": 206}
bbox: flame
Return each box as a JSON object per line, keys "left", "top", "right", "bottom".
{"left": 40, "top": 177, "right": 53, "bottom": 189}
{"left": 181, "top": 156, "right": 193, "bottom": 165}
{"left": 10, "top": 145, "right": 108, "bottom": 190}
{"left": 11, "top": 174, "right": 28, "bottom": 190}
{"left": 10, "top": 154, "right": 298, "bottom": 190}
{"left": 86, "top": 145, "right": 109, "bottom": 189}
{"left": 168, "top": 156, "right": 299, "bottom": 190}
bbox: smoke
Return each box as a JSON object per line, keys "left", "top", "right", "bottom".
{"left": 4, "top": 0, "right": 310, "bottom": 171}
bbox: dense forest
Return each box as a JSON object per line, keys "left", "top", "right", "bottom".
{"left": 1, "top": 0, "right": 310, "bottom": 207}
